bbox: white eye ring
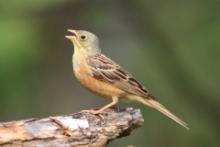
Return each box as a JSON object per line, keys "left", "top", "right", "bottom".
{"left": 80, "top": 35, "right": 87, "bottom": 40}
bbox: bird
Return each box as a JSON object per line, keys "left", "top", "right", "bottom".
{"left": 65, "top": 29, "right": 189, "bottom": 130}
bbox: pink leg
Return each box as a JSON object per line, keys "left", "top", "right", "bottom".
{"left": 89, "top": 96, "right": 119, "bottom": 114}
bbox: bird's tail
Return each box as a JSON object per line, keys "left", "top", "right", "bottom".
{"left": 128, "top": 95, "right": 189, "bottom": 130}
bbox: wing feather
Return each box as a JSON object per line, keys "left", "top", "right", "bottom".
{"left": 87, "top": 54, "right": 155, "bottom": 99}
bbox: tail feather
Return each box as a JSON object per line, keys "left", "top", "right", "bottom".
{"left": 147, "top": 99, "right": 189, "bottom": 130}
{"left": 129, "top": 95, "right": 189, "bottom": 130}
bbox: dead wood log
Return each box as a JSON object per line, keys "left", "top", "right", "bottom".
{"left": 0, "top": 107, "right": 143, "bottom": 147}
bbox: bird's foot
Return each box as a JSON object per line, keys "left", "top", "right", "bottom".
{"left": 81, "top": 109, "right": 106, "bottom": 120}
{"left": 81, "top": 109, "right": 103, "bottom": 115}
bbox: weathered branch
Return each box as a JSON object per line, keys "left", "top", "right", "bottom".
{"left": 0, "top": 107, "right": 143, "bottom": 147}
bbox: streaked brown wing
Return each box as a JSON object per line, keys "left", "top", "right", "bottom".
{"left": 87, "top": 54, "right": 153, "bottom": 99}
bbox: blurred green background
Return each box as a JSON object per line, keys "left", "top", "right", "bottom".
{"left": 0, "top": 0, "right": 220, "bottom": 146}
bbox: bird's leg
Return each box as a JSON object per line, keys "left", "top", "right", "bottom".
{"left": 89, "top": 96, "right": 119, "bottom": 114}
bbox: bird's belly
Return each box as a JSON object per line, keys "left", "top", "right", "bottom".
{"left": 75, "top": 72, "right": 125, "bottom": 98}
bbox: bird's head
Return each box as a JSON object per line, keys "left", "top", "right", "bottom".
{"left": 66, "top": 29, "right": 101, "bottom": 55}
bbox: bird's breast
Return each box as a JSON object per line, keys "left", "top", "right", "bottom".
{"left": 74, "top": 62, "right": 126, "bottom": 98}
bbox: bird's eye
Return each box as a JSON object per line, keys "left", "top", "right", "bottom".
{"left": 80, "top": 35, "right": 87, "bottom": 40}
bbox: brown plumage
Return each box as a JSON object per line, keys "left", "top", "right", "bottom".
{"left": 87, "top": 54, "right": 154, "bottom": 99}
{"left": 66, "top": 29, "right": 189, "bottom": 130}
{"left": 74, "top": 60, "right": 126, "bottom": 98}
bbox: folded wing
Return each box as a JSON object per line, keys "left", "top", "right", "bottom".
{"left": 86, "top": 54, "right": 155, "bottom": 100}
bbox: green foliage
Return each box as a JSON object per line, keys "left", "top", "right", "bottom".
{"left": 0, "top": 0, "right": 219, "bottom": 147}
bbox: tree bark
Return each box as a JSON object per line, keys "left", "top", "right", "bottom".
{"left": 0, "top": 107, "right": 143, "bottom": 147}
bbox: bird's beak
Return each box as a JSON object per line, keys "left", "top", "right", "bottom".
{"left": 65, "top": 29, "right": 77, "bottom": 40}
